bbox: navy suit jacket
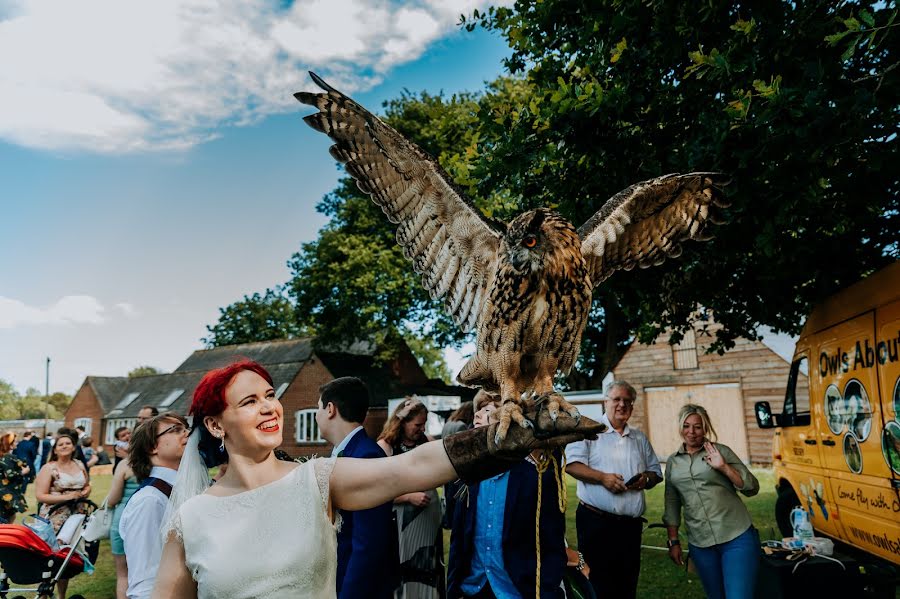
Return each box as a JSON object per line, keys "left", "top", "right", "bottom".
{"left": 335, "top": 428, "right": 399, "bottom": 599}
{"left": 447, "top": 456, "right": 567, "bottom": 599}
{"left": 13, "top": 437, "right": 38, "bottom": 465}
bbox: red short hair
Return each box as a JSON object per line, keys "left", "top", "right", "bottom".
{"left": 191, "top": 359, "right": 274, "bottom": 421}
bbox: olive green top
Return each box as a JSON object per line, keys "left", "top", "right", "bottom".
{"left": 663, "top": 442, "right": 759, "bottom": 548}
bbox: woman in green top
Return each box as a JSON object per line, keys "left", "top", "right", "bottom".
{"left": 664, "top": 404, "right": 760, "bottom": 599}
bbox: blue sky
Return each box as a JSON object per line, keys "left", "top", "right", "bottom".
{"left": 1, "top": 0, "right": 509, "bottom": 394}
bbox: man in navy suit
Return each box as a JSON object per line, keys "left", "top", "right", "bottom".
{"left": 317, "top": 377, "right": 399, "bottom": 599}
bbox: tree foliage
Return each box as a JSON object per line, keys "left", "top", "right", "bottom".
{"left": 127, "top": 366, "right": 164, "bottom": 378}
{"left": 207, "top": 0, "right": 897, "bottom": 388}
{"left": 0, "top": 380, "right": 71, "bottom": 419}
{"left": 203, "top": 286, "right": 305, "bottom": 347}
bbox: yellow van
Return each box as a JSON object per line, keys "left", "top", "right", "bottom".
{"left": 755, "top": 261, "right": 900, "bottom": 566}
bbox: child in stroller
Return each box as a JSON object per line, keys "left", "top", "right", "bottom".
{"left": 0, "top": 498, "right": 98, "bottom": 599}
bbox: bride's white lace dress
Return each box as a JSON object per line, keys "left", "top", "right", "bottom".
{"left": 173, "top": 458, "right": 338, "bottom": 598}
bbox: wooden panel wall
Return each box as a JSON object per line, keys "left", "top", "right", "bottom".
{"left": 613, "top": 328, "right": 790, "bottom": 464}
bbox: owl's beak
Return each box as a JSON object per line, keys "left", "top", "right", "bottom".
{"left": 509, "top": 251, "right": 528, "bottom": 271}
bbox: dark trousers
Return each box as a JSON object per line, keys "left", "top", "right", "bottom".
{"left": 462, "top": 583, "right": 496, "bottom": 598}
{"left": 576, "top": 502, "right": 643, "bottom": 599}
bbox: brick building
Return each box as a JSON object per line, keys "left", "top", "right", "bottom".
{"left": 64, "top": 338, "right": 472, "bottom": 459}
{"left": 610, "top": 323, "right": 795, "bottom": 465}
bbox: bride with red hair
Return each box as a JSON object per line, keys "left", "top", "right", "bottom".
{"left": 152, "top": 359, "right": 600, "bottom": 598}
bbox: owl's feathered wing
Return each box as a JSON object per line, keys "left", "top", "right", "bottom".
{"left": 578, "top": 173, "right": 729, "bottom": 286}
{"left": 294, "top": 73, "right": 503, "bottom": 332}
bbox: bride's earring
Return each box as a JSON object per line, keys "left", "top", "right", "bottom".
{"left": 218, "top": 432, "right": 225, "bottom": 452}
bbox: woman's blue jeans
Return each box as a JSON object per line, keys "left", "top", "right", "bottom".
{"left": 688, "top": 526, "right": 760, "bottom": 599}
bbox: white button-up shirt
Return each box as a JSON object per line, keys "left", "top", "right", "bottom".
{"left": 565, "top": 413, "right": 662, "bottom": 518}
{"left": 120, "top": 466, "right": 177, "bottom": 599}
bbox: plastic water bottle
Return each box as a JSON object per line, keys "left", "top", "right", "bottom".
{"left": 791, "top": 507, "right": 814, "bottom": 540}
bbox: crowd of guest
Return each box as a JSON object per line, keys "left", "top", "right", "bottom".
{"left": 0, "top": 374, "right": 761, "bottom": 599}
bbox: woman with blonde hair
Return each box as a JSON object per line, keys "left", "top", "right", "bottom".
{"left": 664, "top": 404, "right": 760, "bottom": 599}
{"left": 0, "top": 432, "right": 29, "bottom": 523}
{"left": 378, "top": 398, "right": 443, "bottom": 598}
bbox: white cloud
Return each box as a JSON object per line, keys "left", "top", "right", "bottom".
{"left": 114, "top": 302, "right": 139, "bottom": 318}
{"left": 0, "top": 0, "right": 505, "bottom": 154}
{"left": 0, "top": 295, "right": 107, "bottom": 328}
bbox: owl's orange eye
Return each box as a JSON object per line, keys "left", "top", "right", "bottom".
{"left": 523, "top": 235, "right": 537, "bottom": 248}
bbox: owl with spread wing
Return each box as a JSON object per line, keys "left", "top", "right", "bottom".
{"left": 295, "top": 73, "right": 728, "bottom": 441}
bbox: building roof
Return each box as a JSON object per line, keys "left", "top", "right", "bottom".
{"left": 86, "top": 376, "right": 129, "bottom": 413}
{"left": 94, "top": 339, "right": 314, "bottom": 418}
{"left": 102, "top": 362, "right": 306, "bottom": 418}
{"left": 82, "top": 337, "right": 467, "bottom": 418}
{"left": 173, "top": 338, "right": 315, "bottom": 373}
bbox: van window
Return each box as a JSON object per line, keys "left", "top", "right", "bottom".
{"left": 782, "top": 357, "right": 811, "bottom": 426}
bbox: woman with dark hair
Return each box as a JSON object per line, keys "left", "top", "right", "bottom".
{"left": 151, "top": 359, "right": 600, "bottom": 598}
{"left": 0, "top": 432, "right": 29, "bottom": 523}
{"left": 378, "top": 399, "right": 443, "bottom": 599}
{"left": 35, "top": 430, "right": 91, "bottom": 599}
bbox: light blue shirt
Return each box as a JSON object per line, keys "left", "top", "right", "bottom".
{"left": 331, "top": 426, "right": 364, "bottom": 458}
{"left": 460, "top": 472, "right": 522, "bottom": 599}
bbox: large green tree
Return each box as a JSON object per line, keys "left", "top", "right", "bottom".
{"left": 207, "top": 0, "right": 897, "bottom": 388}
{"left": 463, "top": 0, "right": 898, "bottom": 385}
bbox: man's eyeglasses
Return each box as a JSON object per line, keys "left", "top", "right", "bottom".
{"left": 609, "top": 397, "right": 635, "bottom": 408}
{"left": 156, "top": 424, "right": 188, "bottom": 438}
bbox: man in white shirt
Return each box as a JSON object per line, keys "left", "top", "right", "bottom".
{"left": 565, "top": 381, "right": 662, "bottom": 599}
{"left": 119, "top": 412, "right": 188, "bottom": 599}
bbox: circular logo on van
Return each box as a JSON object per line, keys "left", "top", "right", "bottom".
{"left": 824, "top": 384, "right": 845, "bottom": 435}
{"left": 883, "top": 421, "right": 900, "bottom": 475}
{"left": 823, "top": 380, "right": 873, "bottom": 442}
{"left": 893, "top": 375, "right": 899, "bottom": 423}
{"left": 844, "top": 379, "right": 872, "bottom": 442}
{"left": 843, "top": 432, "right": 863, "bottom": 474}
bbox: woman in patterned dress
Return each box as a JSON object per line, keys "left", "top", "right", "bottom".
{"left": 34, "top": 430, "right": 91, "bottom": 599}
{"left": 379, "top": 398, "right": 445, "bottom": 599}
{"left": 0, "top": 432, "right": 29, "bottom": 523}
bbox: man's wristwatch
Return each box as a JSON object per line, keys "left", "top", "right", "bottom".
{"left": 667, "top": 539, "right": 681, "bottom": 549}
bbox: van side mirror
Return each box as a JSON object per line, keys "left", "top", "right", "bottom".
{"left": 755, "top": 401, "right": 775, "bottom": 429}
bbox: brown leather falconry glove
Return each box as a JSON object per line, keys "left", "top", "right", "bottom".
{"left": 443, "top": 396, "right": 606, "bottom": 483}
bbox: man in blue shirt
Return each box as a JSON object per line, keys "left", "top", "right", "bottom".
{"left": 448, "top": 400, "right": 567, "bottom": 599}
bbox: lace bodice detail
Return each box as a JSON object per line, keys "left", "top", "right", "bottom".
{"left": 175, "top": 458, "right": 338, "bottom": 598}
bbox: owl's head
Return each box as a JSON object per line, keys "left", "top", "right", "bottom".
{"left": 503, "top": 208, "right": 577, "bottom": 272}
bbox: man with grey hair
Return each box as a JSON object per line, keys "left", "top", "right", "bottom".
{"left": 564, "top": 380, "right": 662, "bottom": 599}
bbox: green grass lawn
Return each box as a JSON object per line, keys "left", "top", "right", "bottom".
{"left": 14, "top": 468, "right": 890, "bottom": 598}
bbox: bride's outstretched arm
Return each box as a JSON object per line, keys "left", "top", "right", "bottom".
{"left": 331, "top": 438, "right": 455, "bottom": 511}
{"left": 330, "top": 406, "right": 603, "bottom": 511}
{"left": 152, "top": 536, "right": 198, "bottom": 599}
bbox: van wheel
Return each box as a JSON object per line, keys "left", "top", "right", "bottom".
{"left": 775, "top": 485, "right": 800, "bottom": 537}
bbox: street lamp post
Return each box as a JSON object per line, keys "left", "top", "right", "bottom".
{"left": 43, "top": 356, "right": 50, "bottom": 437}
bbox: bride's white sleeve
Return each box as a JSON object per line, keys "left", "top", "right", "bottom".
{"left": 313, "top": 457, "right": 337, "bottom": 510}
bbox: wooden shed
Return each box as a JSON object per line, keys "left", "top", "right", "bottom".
{"left": 612, "top": 323, "right": 794, "bottom": 465}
